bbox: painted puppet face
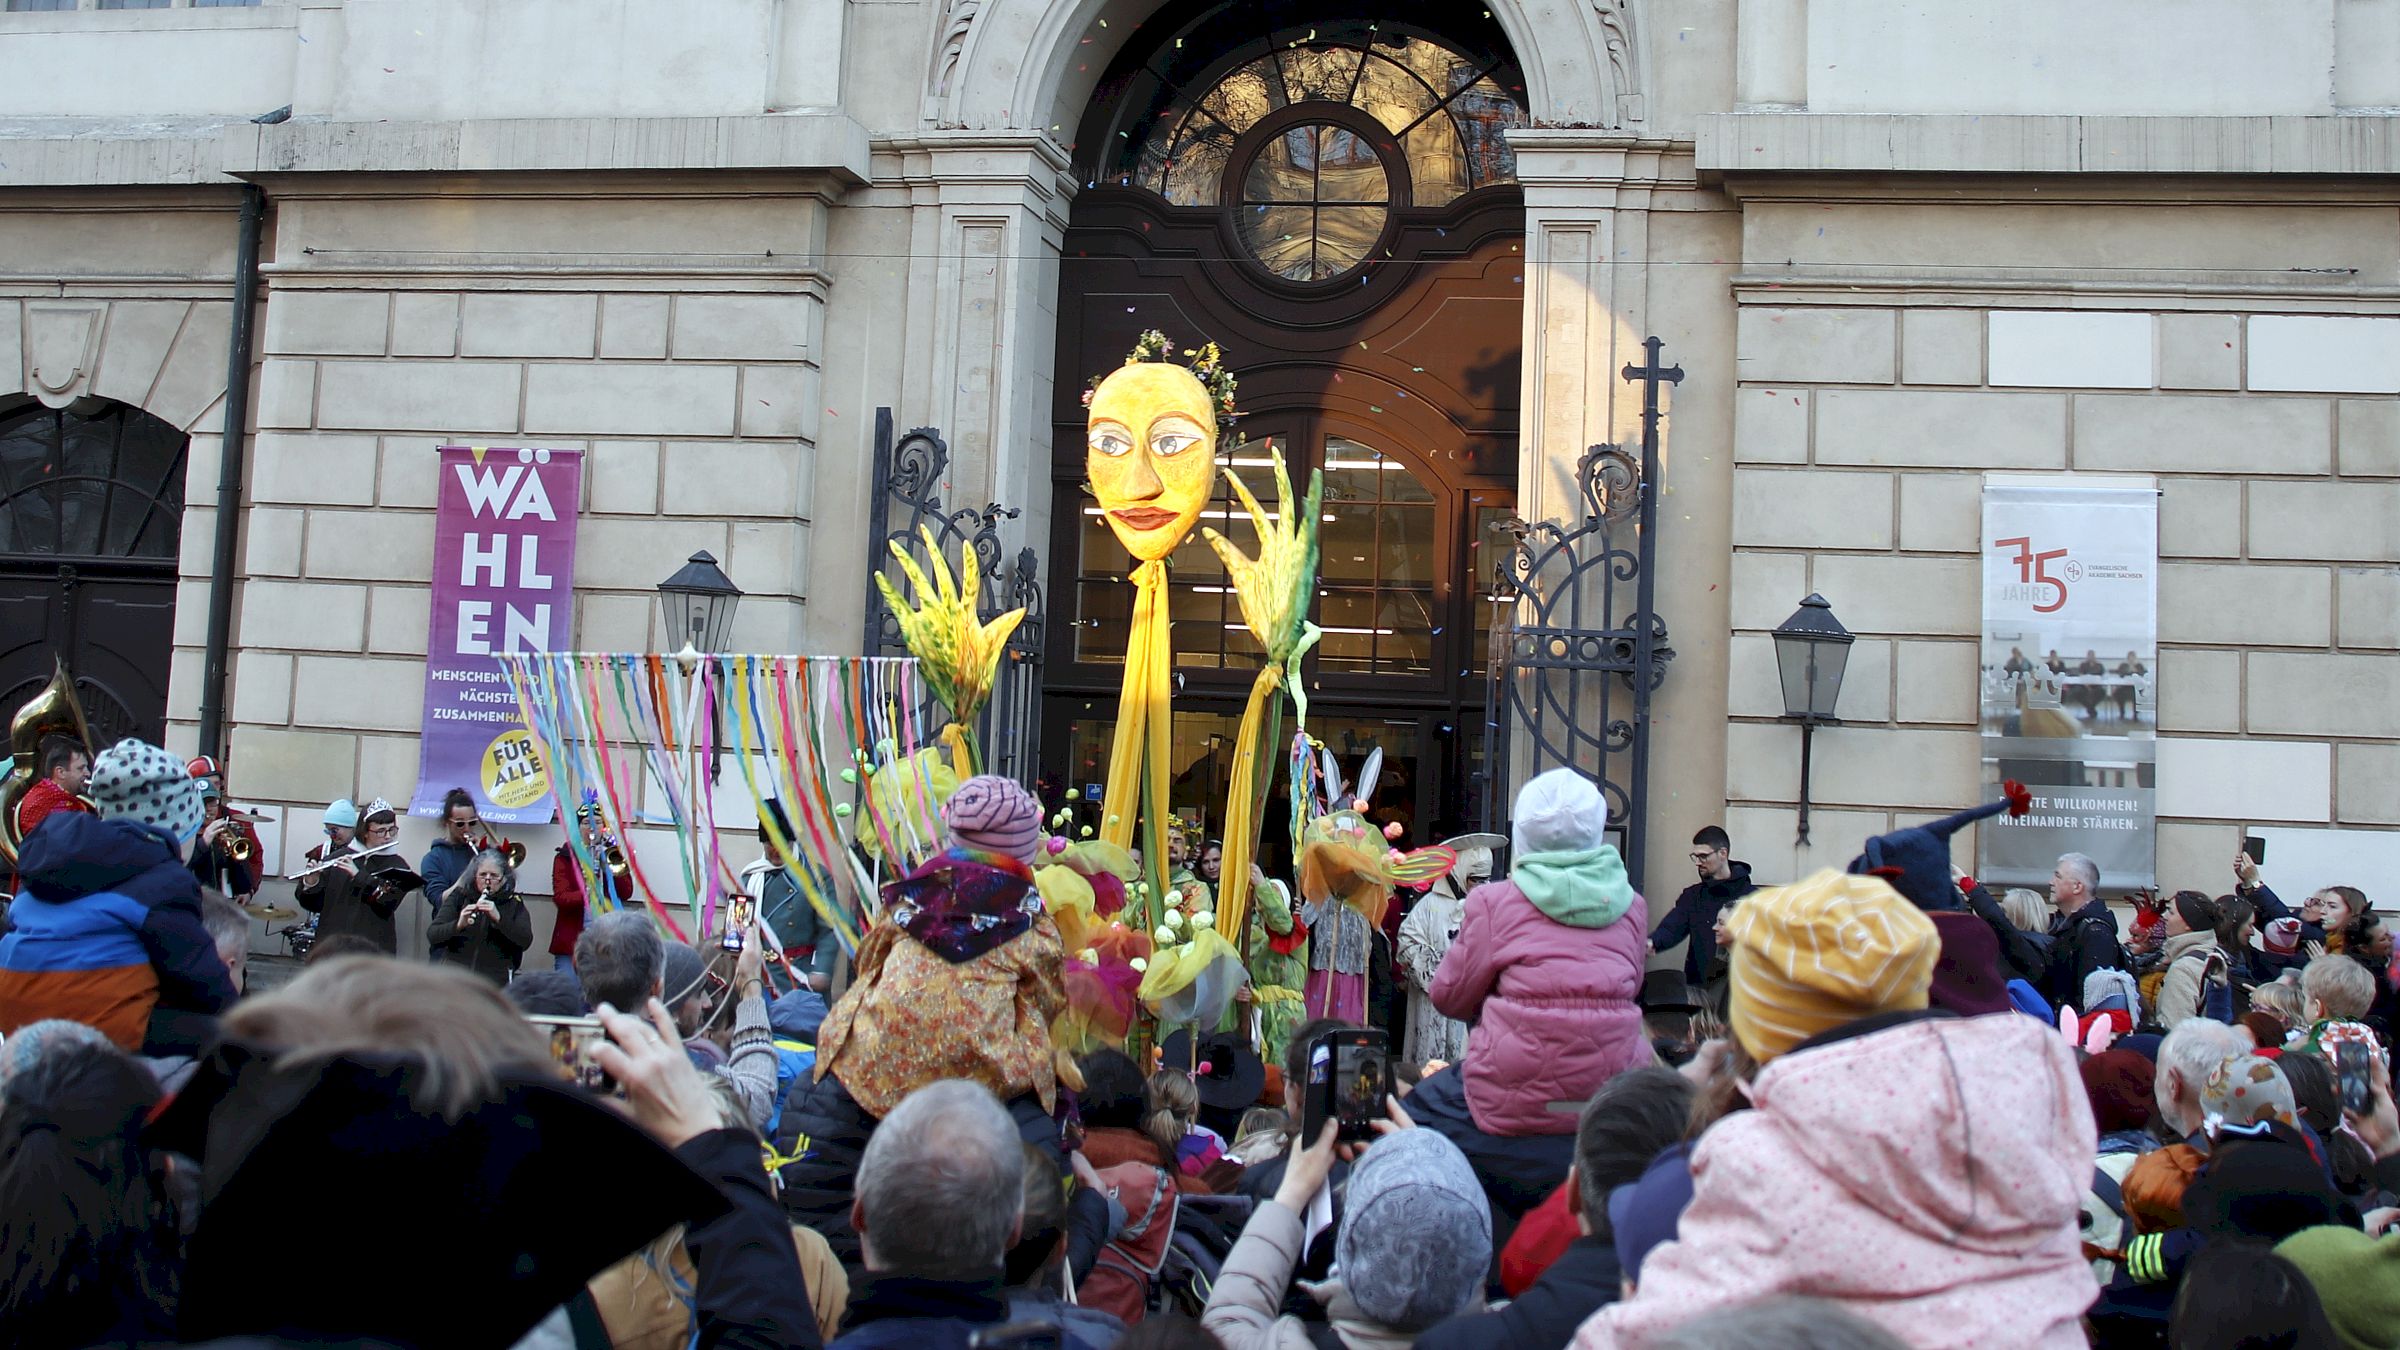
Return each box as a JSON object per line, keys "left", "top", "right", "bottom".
{"left": 1086, "top": 362, "right": 1218, "bottom": 561}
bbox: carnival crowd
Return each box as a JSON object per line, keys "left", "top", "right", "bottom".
{"left": 2, "top": 733, "right": 2397, "bottom": 1349}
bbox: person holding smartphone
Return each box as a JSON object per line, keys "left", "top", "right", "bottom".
{"left": 1202, "top": 1118, "right": 1491, "bottom": 1349}
{"left": 429, "top": 848, "right": 533, "bottom": 986}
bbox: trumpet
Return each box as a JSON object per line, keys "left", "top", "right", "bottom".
{"left": 227, "top": 832, "right": 256, "bottom": 863}
{"left": 602, "top": 837, "right": 632, "bottom": 890}
{"left": 285, "top": 839, "right": 402, "bottom": 880}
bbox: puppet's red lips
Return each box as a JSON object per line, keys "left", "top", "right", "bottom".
{"left": 1110, "top": 507, "right": 1181, "bottom": 530}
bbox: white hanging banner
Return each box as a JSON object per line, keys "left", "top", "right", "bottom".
{"left": 1977, "top": 476, "right": 2158, "bottom": 891}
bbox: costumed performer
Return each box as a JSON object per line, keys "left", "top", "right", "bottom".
{"left": 776, "top": 774, "right": 1069, "bottom": 1270}
{"left": 1084, "top": 331, "right": 1232, "bottom": 912}
{"left": 1234, "top": 860, "right": 1309, "bottom": 1067}
{"left": 1035, "top": 821, "right": 1153, "bottom": 1056}
{"left": 293, "top": 798, "right": 419, "bottom": 956}
{"left": 1398, "top": 834, "right": 1501, "bottom": 1067}
{"left": 1166, "top": 820, "right": 1212, "bottom": 913}
{"left": 1290, "top": 742, "right": 1454, "bottom": 1028}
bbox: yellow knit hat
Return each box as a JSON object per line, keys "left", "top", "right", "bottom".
{"left": 1725, "top": 869, "right": 1941, "bottom": 1063}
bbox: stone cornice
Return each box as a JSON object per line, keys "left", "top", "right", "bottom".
{"left": 0, "top": 128, "right": 239, "bottom": 188}
{"left": 226, "top": 113, "right": 873, "bottom": 182}
{"left": 873, "top": 131, "right": 1074, "bottom": 189}
{"left": 1730, "top": 272, "right": 2400, "bottom": 312}
{"left": 0, "top": 112, "right": 876, "bottom": 188}
{"left": 1699, "top": 112, "right": 2400, "bottom": 178}
{"left": 1506, "top": 129, "right": 1698, "bottom": 186}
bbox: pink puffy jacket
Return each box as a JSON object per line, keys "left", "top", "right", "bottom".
{"left": 1429, "top": 878, "right": 1649, "bottom": 1137}
{"left": 1571, "top": 1013, "right": 2098, "bottom": 1349}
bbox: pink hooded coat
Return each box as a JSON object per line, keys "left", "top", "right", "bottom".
{"left": 1570, "top": 1012, "right": 2098, "bottom": 1350}
{"left": 1428, "top": 876, "right": 1650, "bottom": 1137}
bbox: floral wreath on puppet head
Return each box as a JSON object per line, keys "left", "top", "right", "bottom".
{"left": 1080, "top": 329, "right": 1239, "bottom": 430}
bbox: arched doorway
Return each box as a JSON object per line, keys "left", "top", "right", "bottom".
{"left": 1044, "top": 0, "right": 1526, "bottom": 847}
{"left": 0, "top": 399, "right": 188, "bottom": 746}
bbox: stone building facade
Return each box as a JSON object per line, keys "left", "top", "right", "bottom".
{"left": 2, "top": 0, "right": 2395, "bottom": 939}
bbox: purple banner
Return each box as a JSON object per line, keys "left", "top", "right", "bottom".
{"left": 410, "top": 446, "right": 583, "bottom": 826}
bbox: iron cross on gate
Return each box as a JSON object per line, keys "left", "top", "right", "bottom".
{"left": 1620, "top": 335, "right": 1681, "bottom": 882}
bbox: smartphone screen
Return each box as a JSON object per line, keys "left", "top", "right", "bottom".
{"left": 527, "top": 1013, "right": 618, "bottom": 1096}
{"left": 1302, "top": 1028, "right": 1389, "bottom": 1144}
{"left": 1333, "top": 1035, "right": 1389, "bottom": 1141}
{"left": 2336, "top": 1041, "right": 2373, "bottom": 1115}
{"left": 1301, "top": 1039, "right": 1335, "bottom": 1142}
{"left": 2242, "top": 834, "right": 2267, "bottom": 865}
{"left": 722, "top": 896, "right": 753, "bottom": 953}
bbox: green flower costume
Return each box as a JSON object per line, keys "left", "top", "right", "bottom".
{"left": 1235, "top": 876, "right": 1309, "bottom": 1066}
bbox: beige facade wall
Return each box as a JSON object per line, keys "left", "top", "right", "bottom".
{"left": 1720, "top": 183, "right": 2400, "bottom": 890}
{"left": 237, "top": 178, "right": 863, "bottom": 926}
{"left": 5, "top": 0, "right": 2399, "bottom": 917}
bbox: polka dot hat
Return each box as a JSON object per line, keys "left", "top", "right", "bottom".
{"left": 87, "top": 739, "right": 206, "bottom": 844}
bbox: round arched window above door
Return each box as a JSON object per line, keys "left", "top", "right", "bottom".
{"left": 0, "top": 399, "right": 190, "bottom": 748}
{"left": 1123, "top": 29, "right": 1530, "bottom": 279}
{"left": 0, "top": 401, "right": 188, "bottom": 560}
{"left": 1234, "top": 115, "right": 1395, "bottom": 282}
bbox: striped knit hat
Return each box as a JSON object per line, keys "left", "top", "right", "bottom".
{"left": 89, "top": 738, "right": 206, "bottom": 844}
{"left": 943, "top": 775, "right": 1043, "bottom": 864}
{"left": 1725, "top": 869, "right": 1940, "bottom": 1062}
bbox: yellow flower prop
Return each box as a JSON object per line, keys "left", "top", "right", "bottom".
{"left": 1200, "top": 445, "right": 1323, "bottom": 949}
{"left": 855, "top": 746, "right": 958, "bottom": 866}
{"left": 873, "top": 525, "right": 1026, "bottom": 775}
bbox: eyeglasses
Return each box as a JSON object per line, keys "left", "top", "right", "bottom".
{"left": 452, "top": 817, "right": 483, "bottom": 830}
{"left": 1689, "top": 851, "right": 1719, "bottom": 863}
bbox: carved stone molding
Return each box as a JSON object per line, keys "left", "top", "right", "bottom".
{"left": 1595, "top": 0, "right": 1646, "bottom": 127}
{"left": 926, "top": 0, "right": 984, "bottom": 127}
{"left": 25, "top": 302, "right": 105, "bottom": 408}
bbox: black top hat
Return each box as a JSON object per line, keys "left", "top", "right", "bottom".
{"left": 1639, "top": 968, "right": 1702, "bottom": 1013}
{"left": 149, "top": 1043, "right": 727, "bottom": 1350}
{"left": 1157, "top": 1028, "right": 1268, "bottom": 1112}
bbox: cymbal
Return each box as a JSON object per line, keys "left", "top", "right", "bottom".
{"left": 244, "top": 902, "right": 297, "bottom": 920}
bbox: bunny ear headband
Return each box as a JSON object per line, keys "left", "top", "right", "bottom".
{"left": 2057, "top": 1004, "right": 2120, "bottom": 1054}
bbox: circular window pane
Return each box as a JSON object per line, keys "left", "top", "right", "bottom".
{"left": 1236, "top": 120, "right": 1391, "bottom": 282}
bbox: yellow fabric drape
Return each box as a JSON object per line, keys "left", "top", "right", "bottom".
{"left": 1211, "top": 663, "right": 1280, "bottom": 947}
{"left": 1100, "top": 560, "right": 1173, "bottom": 901}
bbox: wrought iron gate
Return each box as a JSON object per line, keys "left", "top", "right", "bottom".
{"left": 861, "top": 409, "right": 1046, "bottom": 783}
{"left": 1481, "top": 338, "right": 1681, "bottom": 882}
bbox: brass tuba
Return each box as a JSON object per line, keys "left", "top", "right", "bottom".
{"left": 1, "top": 658, "right": 97, "bottom": 869}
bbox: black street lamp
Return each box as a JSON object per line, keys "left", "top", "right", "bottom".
{"left": 658, "top": 550, "right": 742, "bottom": 784}
{"left": 657, "top": 550, "right": 743, "bottom": 662}
{"left": 1772, "top": 593, "right": 1853, "bottom": 844}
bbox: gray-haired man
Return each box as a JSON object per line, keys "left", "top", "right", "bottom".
{"left": 831, "top": 1079, "right": 1105, "bottom": 1349}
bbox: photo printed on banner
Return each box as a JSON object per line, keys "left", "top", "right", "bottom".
{"left": 1978, "top": 476, "right": 2158, "bottom": 891}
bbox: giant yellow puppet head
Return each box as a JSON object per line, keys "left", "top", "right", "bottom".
{"left": 1085, "top": 333, "right": 1235, "bottom": 562}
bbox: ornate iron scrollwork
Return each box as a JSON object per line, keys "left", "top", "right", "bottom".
{"left": 1482, "top": 338, "right": 1683, "bottom": 882}
{"left": 862, "top": 410, "right": 1046, "bottom": 783}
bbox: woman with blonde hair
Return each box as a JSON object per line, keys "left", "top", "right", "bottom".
{"left": 2001, "top": 887, "right": 2050, "bottom": 935}
{"left": 1146, "top": 1066, "right": 1227, "bottom": 1178}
